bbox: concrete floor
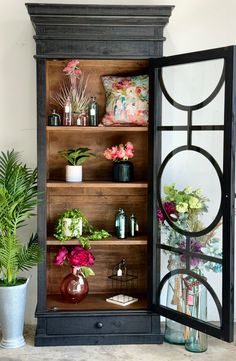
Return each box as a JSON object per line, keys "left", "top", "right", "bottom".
{"left": 0, "top": 326, "right": 236, "bottom": 361}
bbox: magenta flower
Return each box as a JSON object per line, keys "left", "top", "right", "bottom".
{"left": 53, "top": 246, "right": 95, "bottom": 268}
{"left": 53, "top": 246, "right": 68, "bottom": 266}
{"left": 180, "top": 239, "right": 202, "bottom": 266}
{"left": 68, "top": 246, "right": 95, "bottom": 267}
{"left": 157, "top": 202, "right": 178, "bottom": 223}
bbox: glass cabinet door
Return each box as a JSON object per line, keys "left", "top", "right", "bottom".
{"left": 150, "top": 46, "right": 235, "bottom": 342}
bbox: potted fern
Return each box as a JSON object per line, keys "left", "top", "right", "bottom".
{"left": 58, "top": 146, "right": 95, "bottom": 182}
{"left": 0, "top": 150, "right": 43, "bottom": 348}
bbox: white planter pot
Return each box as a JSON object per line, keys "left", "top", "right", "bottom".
{"left": 0, "top": 278, "right": 30, "bottom": 348}
{"left": 63, "top": 217, "right": 83, "bottom": 237}
{"left": 66, "top": 165, "right": 82, "bottom": 182}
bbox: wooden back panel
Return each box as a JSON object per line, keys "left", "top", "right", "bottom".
{"left": 46, "top": 59, "right": 149, "bottom": 122}
{"left": 47, "top": 245, "right": 147, "bottom": 295}
{"left": 47, "top": 128, "right": 148, "bottom": 181}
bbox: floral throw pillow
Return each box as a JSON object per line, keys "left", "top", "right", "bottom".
{"left": 101, "top": 74, "right": 149, "bottom": 126}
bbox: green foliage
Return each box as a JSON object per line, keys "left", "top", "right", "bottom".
{"left": 80, "top": 266, "right": 95, "bottom": 278}
{"left": 58, "top": 147, "right": 95, "bottom": 166}
{"left": 0, "top": 150, "right": 43, "bottom": 286}
{"left": 163, "top": 183, "right": 209, "bottom": 216}
{"left": 54, "top": 208, "right": 110, "bottom": 247}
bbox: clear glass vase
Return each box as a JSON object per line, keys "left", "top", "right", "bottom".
{"left": 164, "top": 271, "right": 185, "bottom": 344}
{"left": 164, "top": 254, "right": 186, "bottom": 344}
{"left": 184, "top": 276, "right": 208, "bottom": 352}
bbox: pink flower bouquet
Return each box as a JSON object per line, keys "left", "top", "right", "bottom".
{"left": 104, "top": 141, "right": 134, "bottom": 162}
{"left": 54, "top": 246, "right": 95, "bottom": 277}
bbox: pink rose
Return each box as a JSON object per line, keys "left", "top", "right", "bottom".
{"left": 68, "top": 246, "right": 95, "bottom": 267}
{"left": 125, "top": 149, "right": 134, "bottom": 158}
{"left": 104, "top": 149, "right": 112, "bottom": 160}
{"left": 125, "top": 142, "right": 134, "bottom": 151}
{"left": 117, "top": 149, "right": 126, "bottom": 159}
{"left": 54, "top": 246, "right": 68, "bottom": 266}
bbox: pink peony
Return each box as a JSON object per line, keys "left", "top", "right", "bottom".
{"left": 54, "top": 246, "right": 68, "bottom": 265}
{"left": 68, "top": 246, "right": 95, "bottom": 267}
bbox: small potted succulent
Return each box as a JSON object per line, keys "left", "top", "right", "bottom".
{"left": 58, "top": 146, "right": 95, "bottom": 182}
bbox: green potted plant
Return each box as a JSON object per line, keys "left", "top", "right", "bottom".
{"left": 0, "top": 150, "right": 43, "bottom": 348}
{"left": 54, "top": 208, "right": 110, "bottom": 248}
{"left": 58, "top": 146, "right": 95, "bottom": 182}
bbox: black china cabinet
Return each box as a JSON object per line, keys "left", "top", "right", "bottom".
{"left": 26, "top": 3, "right": 235, "bottom": 346}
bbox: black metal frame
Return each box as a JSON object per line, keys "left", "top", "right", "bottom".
{"left": 150, "top": 46, "right": 236, "bottom": 342}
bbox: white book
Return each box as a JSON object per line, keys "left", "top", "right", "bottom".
{"left": 106, "top": 294, "right": 138, "bottom": 306}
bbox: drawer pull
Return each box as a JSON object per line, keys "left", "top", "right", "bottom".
{"left": 96, "top": 322, "right": 103, "bottom": 329}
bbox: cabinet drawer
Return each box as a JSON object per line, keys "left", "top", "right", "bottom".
{"left": 46, "top": 315, "right": 151, "bottom": 335}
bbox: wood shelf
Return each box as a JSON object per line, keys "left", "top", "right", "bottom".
{"left": 47, "top": 293, "right": 147, "bottom": 311}
{"left": 47, "top": 235, "right": 148, "bottom": 246}
{"left": 47, "top": 180, "right": 148, "bottom": 189}
{"left": 46, "top": 126, "right": 148, "bottom": 132}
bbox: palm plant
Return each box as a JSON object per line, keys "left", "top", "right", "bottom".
{"left": 0, "top": 150, "right": 43, "bottom": 286}
{"left": 58, "top": 147, "right": 95, "bottom": 166}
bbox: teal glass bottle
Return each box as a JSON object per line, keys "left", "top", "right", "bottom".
{"left": 115, "top": 208, "right": 127, "bottom": 239}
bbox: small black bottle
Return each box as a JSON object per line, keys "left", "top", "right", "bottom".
{"left": 48, "top": 109, "right": 61, "bottom": 126}
{"left": 88, "top": 97, "right": 98, "bottom": 126}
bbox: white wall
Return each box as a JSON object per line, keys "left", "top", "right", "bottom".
{"left": 0, "top": 0, "right": 236, "bottom": 324}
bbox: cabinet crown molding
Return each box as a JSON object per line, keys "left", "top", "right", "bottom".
{"left": 26, "top": 3, "right": 174, "bottom": 58}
